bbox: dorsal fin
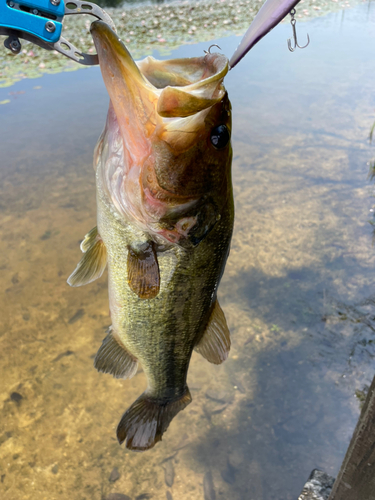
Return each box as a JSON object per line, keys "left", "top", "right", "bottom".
{"left": 127, "top": 241, "right": 160, "bottom": 299}
{"left": 194, "top": 300, "right": 231, "bottom": 364}
{"left": 67, "top": 227, "right": 107, "bottom": 287}
{"left": 94, "top": 328, "right": 138, "bottom": 379}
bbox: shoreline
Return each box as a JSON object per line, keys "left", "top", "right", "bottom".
{"left": 0, "top": 0, "right": 369, "bottom": 89}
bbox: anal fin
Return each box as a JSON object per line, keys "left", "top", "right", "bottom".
{"left": 194, "top": 300, "right": 231, "bottom": 364}
{"left": 67, "top": 227, "right": 107, "bottom": 287}
{"left": 94, "top": 328, "right": 138, "bottom": 379}
{"left": 127, "top": 241, "right": 160, "bottom": 299}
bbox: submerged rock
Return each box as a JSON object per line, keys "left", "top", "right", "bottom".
{"left": 164, "top": 460, "right": 175, "bottom": 487}
{"left": 203, "top": 471, "right": 216, "bottom": 500}
{"left": 10, "top": 392, "right": 23, "bottom": 404}
{"left": 298, "top": 469, "right": 335, "bottom": 500}
{"left": 109, "top": 467, "right": 120, "bottom": 483}
{"left": 105, "top": 494, "right": 131, "bottom": 500}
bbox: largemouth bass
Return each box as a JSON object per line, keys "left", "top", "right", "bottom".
{"left": 68, "top": 21, "right": 234, "bottom": 451}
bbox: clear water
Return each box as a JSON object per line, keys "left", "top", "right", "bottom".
{"left": 1, "top": 3, "right": 375, "bottom": 499}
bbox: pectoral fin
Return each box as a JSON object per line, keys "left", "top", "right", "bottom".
{"left": 194, "top": 300, "right": 231, "bottom": 364}
{"left": 80, "top": 226, "right": 99, "bottom": 253}
{"left": 67, "top": 227, "right": 107, "bottom": 287}
{"left": 94, "top": 328, "right": 138, "bottom": 379}
{"left": 127, "top": 242, "right": 160, "bottom": 299}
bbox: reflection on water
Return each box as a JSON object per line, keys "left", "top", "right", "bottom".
{"left": 1, "top": 3, "right": 375, "bottom": 499}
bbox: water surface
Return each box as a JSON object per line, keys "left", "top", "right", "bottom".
{"left": 1, "top": 4, "right": 375, "bottom": 499}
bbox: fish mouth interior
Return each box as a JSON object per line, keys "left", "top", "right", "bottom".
{"left": 91, "top": 20, "right": 229, "bottom": 149}
{"left": 137, "top": 56, "right": 228, "bottom": 91}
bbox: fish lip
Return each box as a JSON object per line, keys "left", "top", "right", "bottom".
{"left": 91, "top": 20, "right": 158, "bottom": 168}
{"left": 90, "top": 20, "right": 155, "bottom": 90}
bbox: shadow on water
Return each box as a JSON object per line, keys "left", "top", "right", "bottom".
{"left": 188, "top": 267, "right": 375, "bottom": 500}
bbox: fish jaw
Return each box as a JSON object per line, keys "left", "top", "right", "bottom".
{"left": 91, "top": 21, "right": 231, "bottom": 247}
{"left": 91, "top": 21, "right": 158, "bottom": 167}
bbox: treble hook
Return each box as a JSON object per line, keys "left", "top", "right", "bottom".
{"left": 287, "top": 9, "right": 310, "bottom": 52}
{"left": 204, "top": 44, "right": 222, "bottom": 55}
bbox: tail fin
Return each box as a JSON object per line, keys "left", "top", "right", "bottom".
{"left": 117, "top": 389, "right": 192, "bottom": 451}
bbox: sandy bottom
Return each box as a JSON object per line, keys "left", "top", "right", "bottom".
{"left": 1, "top": 5, "right": 375, "bottom": 500}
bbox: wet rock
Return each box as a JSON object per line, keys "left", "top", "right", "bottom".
{"left": 10, "top": 392, "right": 23, "bottom": 404}
{"left": 203, "top": 471, "right": 216, "bottom": 500}
{"left": 164, "top": 460, "right": 175, "bottom": 487}
{"left": 109, "top": 467, "right": 120, "bottom": 483}
{"left": 221, "top": 458, "right": 237, "bottom": 484}
{"left": 166, "top": 492, "right": 173, "bottom": 500}
{"left": 298, "top": 469, "right": 335, "bottom": 500}
{"left": 105, "top": 494, "right": 131, "bottom": 500}
{"left": 68, "top": 308, "right": 85, "bottom": 324}
{"left": 51, "top": 464, "right": 59, "bottom": 474}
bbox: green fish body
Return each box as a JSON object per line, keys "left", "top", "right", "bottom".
{"left": 68, "top": 21, "right": 234, "bottom": 451}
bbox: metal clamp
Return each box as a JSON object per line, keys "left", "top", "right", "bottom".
{"left": 0, "top": 0, "right": 116, "bottom": 65}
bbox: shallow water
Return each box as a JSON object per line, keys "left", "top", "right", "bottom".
{"left": 1, "top": 3, "right": 375, "bottom": 499}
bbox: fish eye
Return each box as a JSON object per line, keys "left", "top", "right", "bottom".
{"left": 210, "top": 125, "right": 230, "bottom": 150}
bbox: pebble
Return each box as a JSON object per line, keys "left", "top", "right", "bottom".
{"left": 164, "top": 460, "right": 175, "bottom": 487}
{"left": 109, "top": 467, "right": 120, "bottom": 483}
{"left": 203, "top": 471, "right": 216, "bottom": 500}
{"left": 221, "top": 458, "right": 237, "bottom": 484}
{"left": 166, "top": 492, "right": 173, "bottom": 500}
{"left": 105, "top": 494, "right": 131, "bottom": 500}
{"left": 68, "top": 308, "right": 85, "bottom": 324}
{"left": 10, "top": 392, "right": 23, "bottom": 404}
{"left": 53, "top": 350, "right": 74, "bottom": 362}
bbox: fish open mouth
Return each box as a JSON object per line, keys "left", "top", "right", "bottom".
{"left": 91, "top": 21, "right": 231, "bottom": 246}
{"left": 90, "top": 21, "right": 229, "bottom": 150}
